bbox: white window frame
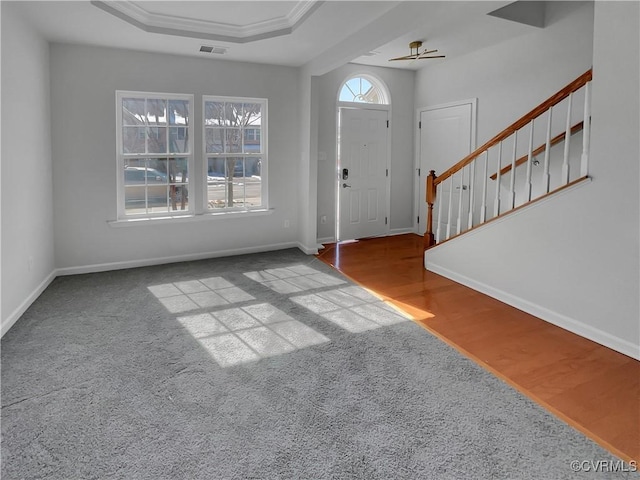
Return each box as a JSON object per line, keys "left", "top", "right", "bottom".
{"left": 115, "top": 91, "right": 195, "bottom": 220}
{"left": 202, "top": 95, "right": 268, "bottom": 213}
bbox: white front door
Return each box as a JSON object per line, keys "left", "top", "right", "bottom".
{"left": 418, "top": 101, "right": 474, "bottom": 237}
{"left": 338, "top": 108, "right": 389, "bottom": 241}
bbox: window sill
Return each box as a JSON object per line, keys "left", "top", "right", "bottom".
{"left": 108, "top": 208, "right": 274, "bottom": 227}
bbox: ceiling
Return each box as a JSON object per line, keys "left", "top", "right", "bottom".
{"left": 11, "top": 1, "right": 541, "bottom": 73}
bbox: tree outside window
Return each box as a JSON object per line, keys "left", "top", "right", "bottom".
{"left": 204, "top": 97, "right": 266, "bottom": 210}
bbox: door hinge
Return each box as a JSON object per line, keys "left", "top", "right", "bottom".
{"left": 386, "top": 168, "right": 388, "bottom": 177}
{"left": 419, "top": 121, "right": 422, "bottom": 129}
{"left": 417, "top": 215, "right": 420, "bottom": 224}
{"left": 385, "top": 217, "right": 388, "bottom": 225}
{"left": 386, "top": 120, "right": 389, "bottom": 128}
{"left": 418, "top": 168, "right": 421, "bottom": 176}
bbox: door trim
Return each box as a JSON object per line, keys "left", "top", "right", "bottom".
{"left": 414, "top": 98, "right": 477, "bottom": 234}
{"left": 336, "top": 104, "right": 391, "bottom": 241}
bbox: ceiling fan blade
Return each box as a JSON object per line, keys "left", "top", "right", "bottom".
{"left": 388, "top": 54, "right": 419, "bottom": 61}
{"left": 417, "top": 55, "right": 446, "bottom": 59}
{"left": 389, "top": 43, "right": 444, "bottom": 61}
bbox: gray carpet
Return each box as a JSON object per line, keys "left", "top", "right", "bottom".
{"left": 1, "top": 248, "right": 635, "bottom": 479}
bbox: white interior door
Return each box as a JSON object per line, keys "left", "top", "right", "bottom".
{"left": 418, "top": 101, "right": 474, "bottom": 237}
{"left": 338, "top": 108, "right": 389, "bottom": 241}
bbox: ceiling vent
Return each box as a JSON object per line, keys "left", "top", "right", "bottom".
{"left": 199, "top": 45, "right": 227, "bottom": 54}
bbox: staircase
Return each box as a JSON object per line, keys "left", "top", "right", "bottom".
{"left": 424, "top": 70, "right": 592, "bottom": 250}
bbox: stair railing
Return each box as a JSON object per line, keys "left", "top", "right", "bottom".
{"left": 425, "top": 69, "right": 592, "bottom": 249}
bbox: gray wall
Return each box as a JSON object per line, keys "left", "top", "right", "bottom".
{"left": 50, "top": 44, "right": 301, "bottom": 271}
{"left": 1, "top": 3, "right": 55, "bottom": 331}
{"left": 315, "top": 64, "right": 415, "bottom": 241}
{"left": 424, "top": 1, "right": 640, "bottom": 358}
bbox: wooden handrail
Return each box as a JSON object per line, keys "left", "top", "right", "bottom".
{"left": 433, "top": 69, "right": 592, "bottom": 187}
{"left": 489, "top": 121, "right": 584, "bottom": 180}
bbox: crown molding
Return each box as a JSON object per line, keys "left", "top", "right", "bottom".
{"left": 91, "top": 1, "right": 322, "bottom": 43}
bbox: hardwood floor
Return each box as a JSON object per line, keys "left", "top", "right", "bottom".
{"left": 317, "top": 234, "right": 640, "bottom": 463}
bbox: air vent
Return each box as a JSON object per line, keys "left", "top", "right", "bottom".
{"left": 199, "top": 45, "right": 227, "bottom": 54}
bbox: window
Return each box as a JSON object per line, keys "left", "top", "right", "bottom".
{"left": 116, "top": 92, "right": 194, "bottom": 218}
{"left": 115, "top": 92, "right": 267, "bottom": 221}
{"left": 338, "top": 75, "right": 389, "bottom": 104}
{"left": 204, "top": 96, "right": 267, "bottom": 211}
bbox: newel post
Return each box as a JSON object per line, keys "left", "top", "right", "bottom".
{"left": 425, "top": 170, "right": 437, "bottom": 249}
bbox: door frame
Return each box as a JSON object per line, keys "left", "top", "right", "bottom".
{"left": 336, "top": 102, "right": 391, "bottom": 241}
{"left": 414, "top": 98, "right": 477, "bottom": 234}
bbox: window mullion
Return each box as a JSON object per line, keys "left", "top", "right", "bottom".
{"left": 143, "top": 158, "right": 149, "bottom": 215}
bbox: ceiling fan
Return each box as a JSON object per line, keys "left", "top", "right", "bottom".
{"left": 389, "top": 41, "right": 445, "bottom": 61}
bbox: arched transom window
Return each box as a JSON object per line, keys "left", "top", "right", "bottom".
{"left": 338, "top": 75, "right": 389, "bottom": 104}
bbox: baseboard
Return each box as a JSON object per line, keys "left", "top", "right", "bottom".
{"left": 1, "top": 270, "right": 57, "bottom": 337}
{"left": 297, "top": 242, "right": 319, "bottom": 255}
{"left": 316, "top": 237, "right": 335, "bottom": 245}
{"left": 317, "top": 231, "right": 413, "bottom": 245}
{"left": 426, "top": 261, "right": 640, "bottom": 361}
{"left": 56, "top": 242, "right": 301, "bottom": 276}
{"left": 389, "top": 228, "right": 415, "bottom": 236}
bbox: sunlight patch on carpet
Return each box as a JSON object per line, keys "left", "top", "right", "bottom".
{"left": 291, "top": 287, "right": 411, "bottom": 333}
{"left": 148, "top": 265, "right": 408, "bottom": 367}
{"left": 244, "top": 264, "right": 347, "bottom": 294}
{"left": 176, "top": 303, "right": 330, "bottom": 367}
{"left": 148, "top": 277, "right": 256, "bottom": 313}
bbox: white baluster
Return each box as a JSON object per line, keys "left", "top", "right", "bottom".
{"left": 468, "top": 158, "right": 476, "bottom": 229}
{"left": 457, "top": 168, "right": 464, "bottom": 235}
{"left": 480, "top": 150, "right": 488, "bottom": 223}
{"left": 494, "top": 142, "right": 502, "bottom": 217}
{"left": 562, "top": 92, "right": 573, "bottom": 184}
{"left": 509, "top": 131, "right": 518, "bottom": 209}
{"left": 543, "top": 107, "right": 552, "bottom": 193}
{"left": 446, "top": 176, "right": 453, "bottom": 240}
{"left": 436, "top": 181, "right": 443, "bottom": 243}
{"left": 525, "top": 119, "right": 534, "bottom": 201}
{"left": 580, "top": 82, "right": 591, "bottom": 177}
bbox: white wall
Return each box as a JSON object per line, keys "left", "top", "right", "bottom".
{"left": 415, "top": 1, "right": 595, "bottom": 146}
{"left": 1, "top": 3, "right": 56, "bottom": 333}
{"left": 424, "top": 1, "right": 640, "bottom": 359}
{"left": 295, "top": 69, "right": 320, "bottom": 254}
{"left": 315, "top": 63, "right": 415, "bottom": 241}
{"left": 50, "top": 44, "right": 301, "bottom": 271}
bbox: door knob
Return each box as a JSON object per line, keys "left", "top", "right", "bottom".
{"left": 342, "top": 183, "right": 351, "bottom": 188}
